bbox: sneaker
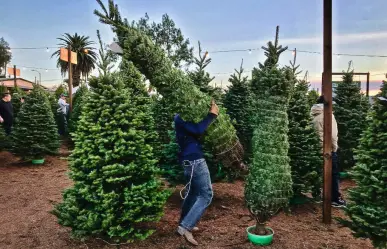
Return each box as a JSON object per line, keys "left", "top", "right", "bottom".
{"left": 192, "top": 227, "right": 199, "bottom": 232}
{"left": 177, "top": 226, "right": 199, "bottom": 246}
{"left": 332, "top": 197, "right": 347, "bottom": 208}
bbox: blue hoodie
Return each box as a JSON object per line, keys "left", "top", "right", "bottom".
{"left": 174, "top": 113, "right": 217, "bottom": 164}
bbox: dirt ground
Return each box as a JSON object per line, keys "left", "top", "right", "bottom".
{"left": 0, "top": 145, "right": 373, "bottom": 249}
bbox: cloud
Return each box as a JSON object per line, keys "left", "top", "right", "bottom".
{"left": 278, "top": 31, "right": 387, "bottom": 45}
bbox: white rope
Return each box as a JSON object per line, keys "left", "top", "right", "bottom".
{"left": 179, "top": 160, "right": 195, "bottom": 200}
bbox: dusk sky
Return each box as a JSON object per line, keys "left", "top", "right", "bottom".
{"left": 1, "top": 0, "right": 387, "bottom": 95}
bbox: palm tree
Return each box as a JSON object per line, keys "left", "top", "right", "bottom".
{"left": 52, "top": 33, "right": 97, "bottom": 87}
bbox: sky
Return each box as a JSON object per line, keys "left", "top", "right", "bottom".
{"left": 1, "top": 0, "right": 387, "bottom": 95}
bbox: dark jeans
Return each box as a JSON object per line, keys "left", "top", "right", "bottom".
{"left": 3, "top": 124, "right": 11, "bottom": 136}
{"left": 331, "top": 152, "right": 340, "bottom": 201}
{"left": 179, "top": 159, "right": 213, "bottom": 230}
{"left": 57, "top": 113, "right": 67, "bottom": 136}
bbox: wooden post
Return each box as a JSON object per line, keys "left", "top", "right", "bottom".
{"left": 13, "top": 65, "right": 17, "bottom": 88}
{"left": 68, "top": 45, "right": 73, "bottom": 112}
{"left": 366, "top": 72, "right": 370, "bottom": 97}
{"left": 323, "top": 0, "right": 333, "bottom": 224}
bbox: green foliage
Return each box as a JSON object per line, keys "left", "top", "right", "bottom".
{"left": 307, "top": 89, "right": 319, "bottom": 107}
{"left": 0, "top": 84, "right": 7, "bottom": 95}
{"left": 10, "top": 86, "right": 26, "bottom": 120}
{"left": 96, "top": 30, "right": 116, "bottom": 76}
{"left": 68, "top": 85, "right": 89, "bottom": 134}
{"left": 95, "top": 2, "right": 241, "bottom": 170}
{"left": 245, "top": 27, "right": 293, "bottom": 233}
{"left": 224, "top": 60, "right": 252, "bottom": 160}
{"left": 55, "top": 84, "right": 67, "bottom": 99}
{"left": 338, "top": 81, "right": 387, "bottom": 249}
{"left": 288, "top": 79, "right": 322, "bottom": 198}
{"left": 188, "top": 41, "right": 222, "bottom": 103}
{"left": 10, "top": 87, "right": 59, "bottom": 159}
{"left": 333, "top": 68, "right": 369, "bottom": 170}
{"left": 132, "top": 13, "right": 194, "bottom": 67}
{"left": 51, "top": 33, "right": 97, "bottom": 87}
{"left": 0, "top": 124, "right": 8, "bottom": 151}
{"left": 0, "top": 37, "right": 12, "bottom": 76}
{"left": 54, "top": 69, "right": 170, "bottom": 242}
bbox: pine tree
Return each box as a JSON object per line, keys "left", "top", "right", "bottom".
{"left": 68, "top": 85, "right": 88, "bottom": 134}
{"left": 10, "top": 87, "right": 59, "bottom": 160}
{"left": 54, "top": 64, "right": 169, "bottom": 242}
{"left": 224, "top": 59, "right": 252, "bottom": 159}
{"left": 10, "top": 86, "right": 26, "bottom": 120}
{"left": 188, "top": 41, "right": 222, "bottom": 103}
{"left": 288, "top": 77, "right": 322, "bottom": 198}
{"left": 307, "top": 89, "right": 319, "bottom": 108}
{"left": 333, "top": 65, "right": 368, "bottom": 170}
{"left": 245, "top": 26, "right": 294, "bottom": 235}
{"left": 338, "top": 81, "right": 387, "bottom": 249}
{"left": 0, "top": 123, "right": 8, "bottom": 151}
{"left": 95, "top": 1, "right": 243, "bottom": 170}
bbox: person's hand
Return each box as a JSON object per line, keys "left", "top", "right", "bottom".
{"left": 0, "top": 116, "right": 3, "bottom": 123}
{"left": 209, "top": 99, "right": 219, "bottom": 116}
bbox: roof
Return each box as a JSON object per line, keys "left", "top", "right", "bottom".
{"left": 0, "top": 78, "right": 34, "bottom": 90}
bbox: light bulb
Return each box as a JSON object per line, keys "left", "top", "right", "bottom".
{"left": 337, "top": 54, "right": 340, "bottom": 59}
{"left": 292, "top": 50, "right": 295, "bottom": 56}
{"left": 46, "top": 47, "right": 50, "bottom": 52}
{"left": 205, "top": 51, "right": 209, "bottom": 58}
{"left": 45, "top": 69, "right": 48, "bottom": 72}
{"left": 248, "top": 49, "right": 252, "bottom": 54}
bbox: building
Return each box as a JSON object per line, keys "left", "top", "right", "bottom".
{"left": 0, "top": 78, "right": 34, "bottom": 91}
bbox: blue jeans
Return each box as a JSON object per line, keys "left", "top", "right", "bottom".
{"left": 179, "top": 159, "right": 213, "bottom": 231}
{"left": 332, "top": 152, "right": 340, "bottom": 201}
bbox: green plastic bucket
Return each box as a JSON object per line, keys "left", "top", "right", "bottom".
{"left": 339, "top": 172, "right": 349, "bottom": 179}
{"left": 32, "top": 159, "right": 45, "bottom": 164}
{"left": 246, "top": 226, "right": 274, "bottom": 246}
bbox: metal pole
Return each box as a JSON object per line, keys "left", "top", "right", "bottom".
{"left": 68, "top": 45, "right": 73, "bottom": 112}
{"left": 323, "top": 0, "right": 333, "bottom": 224}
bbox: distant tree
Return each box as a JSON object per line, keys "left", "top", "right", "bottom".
{"left": 132, "top": 13, "right": 194, "bottom": 67}
{"left": 307, "top": 89, "right": 320, "bottom": 107}
{"left": 0, "top": 37, "right": 12, "bottom": 76}
{"left": 96, "top": 30, "right": 116, "bottom": 76}
{"left": 51, "top": 33, "right": 97, "bottom": 87}
{"left": 334, "top": 64, "right": 368, "bottom": 170}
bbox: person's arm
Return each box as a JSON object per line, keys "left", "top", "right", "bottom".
{"left": 332, "top": 114, "right": 339, "bottom": 152}
{"left": 178, "top": 113, "right": 217, "bottom": 135}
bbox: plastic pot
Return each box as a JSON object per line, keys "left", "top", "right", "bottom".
{"left": 246, "top": 226, "right": 274, "bottom": 246}
{"left": 31, "top": 159, "right": 45, "bottom": 164}
{"left": 339, "top": 172, "right": 349, "bottom": 179}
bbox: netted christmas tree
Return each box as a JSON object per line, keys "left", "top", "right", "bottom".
{"left": 307, "top": 89, "right": 319, "bottom": 108}
{"left": 224, "top": 59, "right": 252, "bottom": 160}
{"left": 338, "top": 81, "right": 387, "bottom": 249}
{"left": 245, "top": 26, "right": 294, "bottom": 235}
{"left": 334, "top": 64, "right": 368, "bottom": 170}
{"left": 68, "top": 84, "right": 89, "bottom": 134}
{"left": 10, "top": 87, "right": 59, "bottom": 160}
{"left": 0, "top": 124, "right": 8, "bottom": 151}
{"left": 53, "top": 64, "right": 170, "bottom": 242}
{"left": 95, "top": 1, "right": 244, "bottom": 171}
{"left": 287, "top": 74, "right": 322, "bottom": 199}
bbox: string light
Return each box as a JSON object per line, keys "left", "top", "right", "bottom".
{"left": 46, "top": 47, "right": 50, "bottom": 52}
{"left": 248, "top": 49, "right": 252, "bottom": 54}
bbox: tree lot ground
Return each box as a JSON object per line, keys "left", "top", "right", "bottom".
{"left": 0, "top": 145, "right": 372, "bottom": 249}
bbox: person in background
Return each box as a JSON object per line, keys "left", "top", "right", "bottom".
{"left": 57, "top": 93, "right": 69, "bottom": 136}
{"left": 311, "top": 96, "right": 346, "bottom": 207}
{"left": 0, "top": 92, "right": 14, "bottom": 135}
{"left": 174, "top": 100, "right": 219, "bottom": 246}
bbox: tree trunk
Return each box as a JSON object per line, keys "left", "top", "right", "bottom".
{"left": 255, "top": 223, "right": 267, "bottom": 235}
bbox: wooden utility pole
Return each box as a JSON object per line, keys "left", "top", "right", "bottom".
{"left": 366, "top": 72, "right": 370, "bottom": 97}
{"left": 13, "top": 65, "right": 17, "bottom": 88}
{"left": 68, "top": 45, "right": 73, "bottom": 112}
{"left": 322, "top": 0, "right": 333, "bottom": 224}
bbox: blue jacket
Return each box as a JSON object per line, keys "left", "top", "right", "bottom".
{"left": 174, "top": 113, "right": 217, "bottom": 164}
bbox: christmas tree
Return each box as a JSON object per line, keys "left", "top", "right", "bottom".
{"left": 10, "top": 86, "right": 26, "bottom": 120}
{"left": 95, "top": 1, "right": 243, "bottom": 170}
{"left": 338, "top": 81, "right": 387, "bottom": 249}
{"left": 245, "top": 26, "right": 294, "bottom": 235}
{"left": 288, "top": 76, "right": 322, "bottom": 199}
{"left": 224, "top": 60, "right": 252, "bottom": 160}
{"left": 334, "top": 64, "right": 368, "bottom": 170}
{"left": 307, "top": 89, "right": 319, "bottom": 108}
{"left": 0, "top": 123, "right": 8, "bottom": 150}
{"left": 10, "top": 87, "right": 59, "bottom": 160}
{"left": 68, "top": 85, "right": 88, "bottom": 134}
{"left": 54, "top": 65, "right": 170, "bottom": 242}
{"left": 188, "top": 41, "right": 222, "bottom": 103}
